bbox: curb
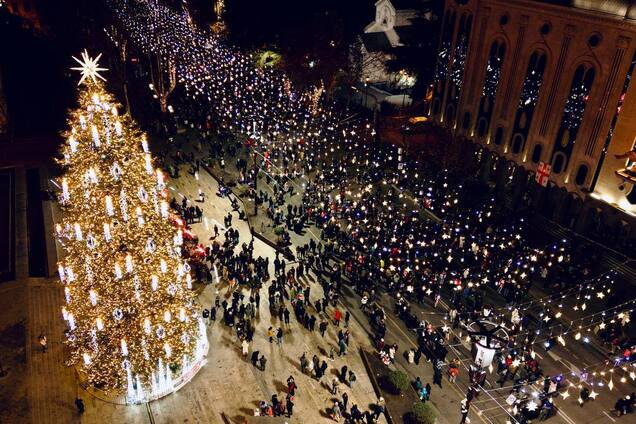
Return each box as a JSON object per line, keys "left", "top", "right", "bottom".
{"left": 360, "top": 348, "right": 395, "bottom": 424}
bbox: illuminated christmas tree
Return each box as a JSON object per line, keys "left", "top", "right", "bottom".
{"left": 56, "top": 51, "right": 207, "bottom": 403}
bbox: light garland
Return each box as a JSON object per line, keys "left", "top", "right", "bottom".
{"left": 56, "top": 53, "right": 207, "bottom": 403}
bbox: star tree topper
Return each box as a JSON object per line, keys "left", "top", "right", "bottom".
{"left": 71, "top": 50, "right": 108, "bottom": 85}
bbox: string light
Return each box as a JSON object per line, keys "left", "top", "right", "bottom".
{"left": 56, "top": 54, "right": 208, "bottom": 403}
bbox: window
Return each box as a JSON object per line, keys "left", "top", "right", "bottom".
{"left": 540, "top": 22, "right": 551, "bottom": 35}
{"left": 512, "top": 134, "right": 524, "bottom": 154}
{"left": 509, "top": 51, "right": 547, "bottom": 153}
{"left": 532, "top": 144, "right": 542, "bottom": 163}
{"left": 551, "top": 64, "right": 595, "bottom": 171}
{"left": 575, "top": 164, "right": 589, "bottom": 186}
{"left": 477, "top": 118, "right": 488, "bottom": 137}
{"left": 446, "top": 105, "right": 456, "bottom": 122}
{"left": 494, "top": 127, "right": 504, "bottom": 145}
{"left": 462, "top": 112, "right": 471, "bottom": 129}
{"left": 552, "top": 152, "right": 566, "bottom": 174}
{"left": 500, "top": 14, "right": 509, "bottom": 26}
{"left": 588, "top": 33, "right": 602, "bottom": 48}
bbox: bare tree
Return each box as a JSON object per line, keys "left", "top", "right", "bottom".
{"left": 105, "top": 25, "right": 132, "bottom": 114}
{"left": 148, "top": 54, "right": 177, "bottom": 114}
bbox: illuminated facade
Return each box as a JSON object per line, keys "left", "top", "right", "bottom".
{"left": 432, "top": 0, "right": 636, "bottom": 240}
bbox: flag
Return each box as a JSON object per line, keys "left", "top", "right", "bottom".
{"left": 535, "top": 162, "right": 551, "bottom": 187}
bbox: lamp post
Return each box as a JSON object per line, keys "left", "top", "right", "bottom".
{"left": 463, "top": 320, "right": 509, "bottom": 423}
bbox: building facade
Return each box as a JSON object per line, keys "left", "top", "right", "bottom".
{"left": 431, "top": 0, "right": 636, "bottom": 242}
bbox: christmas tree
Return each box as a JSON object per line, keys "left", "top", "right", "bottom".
{"left": 56, "top": 51, "right": 207, "bottom": 403}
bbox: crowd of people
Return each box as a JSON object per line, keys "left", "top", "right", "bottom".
{"left": 107, "top": 1, "right": 636, "bottom": 422}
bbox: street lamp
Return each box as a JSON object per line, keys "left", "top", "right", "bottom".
{"left": 462, "top": 320, "right": 509, "bottom": 423}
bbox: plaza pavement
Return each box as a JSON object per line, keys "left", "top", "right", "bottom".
{"left": 20, "top": 150, "right": 386, "bottom": 423}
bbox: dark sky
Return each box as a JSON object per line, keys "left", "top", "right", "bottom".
{"left": 0, "top": 2, "right": 106, "bottom": 138}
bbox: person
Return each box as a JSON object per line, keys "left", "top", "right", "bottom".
{"left": 418, "top": 385, "right": 428, "bottom": 402}
{"left": 259, "top": 355, "right": 267, "bottom": 371}
{"left": 338, "top": 338, "right": 347, "bottom": 356}
{"left": 332, "top": 377, "right": 340, "bottom": 395}
{"left": 300, "top": 353, "right": 308, "bottom": 374}
{"left": 276, "top": 327, "right": 283, "bottom": 345}
{"left": 449, "top": 358, "right": 460, "bottom": 382}
{"left": 319, "top": 320, "right": 328, "bottom": 337}
{"left": 580, "top": 387, "right": 590, "bottom": 406}
{"left": 460, "top": 398, "right": 469, "bottom": 424}
{"left": 425, "top": 383, "right": 432, "bottom": 401}
{"left": 342, "top": 392, "right": 349, "bottom": 412}
{"left": 241, "top": 339, "right": 249, "bottom": 358}
{"left": 251, "top": 350, "right": 260, "bottom": 367}
{"left": 334, "top": 308, "right": 342, "bottom": 326}
{"left": 408, "top": 348, "right": 415, "bottom": 364}
{"left": 539, "top": 398, "right": 553, "bottom": 421}
{"left": 414, "top": 377, "right": 423, "bottom": 392}
{"left": 267, "top": 327, "right": 274, "bottom": 343}
{"left": 340, "top": 365, "right": 348, "bottom": 383}
{"left": 286, "top": 395, "right": 294, "bottom": 418}
{"left": 348, "top": 370, "right": 357, "bottom": 388}
{"left": 433, "top": 359, "right": 443, "bottom": 388}
{"left": 615, "top": 396, "right": 629, "bottom": 416}
{"left": 374, "top": 397, "right": 386, "bottom": 421}
{"left": 287, "top": 376, "right": 297, "bottom": 396}
{"left": 331, "top": 401, "right": 341, "bottom": 422}
{"left": 344, "top": 311, "right": 350, "bottom": 328}
{"left": 75, "top": 397, "right": 85, "bottom": 414}
{"left": 39, "top": 334, "right": 47, "bottom": 353}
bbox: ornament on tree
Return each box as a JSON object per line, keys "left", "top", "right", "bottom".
{"left": 55, "top": 51, "right": 207, "bottom": 404}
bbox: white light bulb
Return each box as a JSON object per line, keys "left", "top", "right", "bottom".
{"left": 91, "top": 125, "right": 100, "bottom": 147}
{"left": 89, "top": 289, "right": 98, "bottom": 306}
{"left": 105, "top": 195, "right": 114, "bottom": 216}
{"left": 145, "top": 153, "right": 153, "bottom": 174}
{"left": 96, "top": 317, "right": 104, "bottom": 331}
{"left": 151, "top": 275, "right": 159, "bottom": 291}
{"left": 103, "top": 223, "right": 111, "bottom": 242}
{"left": 74, "top": 223, "right": 83, "bottom": 240}
{"left": 61, "top": 178, "right": 69, "bottom": 202}
{"left": 136, "top": 207, "right": 145, "bottom": 226}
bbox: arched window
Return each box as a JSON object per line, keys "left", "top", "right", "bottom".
{"left": 474, "top": 40, "right": 506, "bottom": 139}
{"left": 531, "top": 144, "right": 543, "bottom": 163}
{"left": 551, "top": 64, "right": 596, "bottom": 172}
{"left": 575, "top": 164, "right": 589, "bottom": 186}
{"left": 509, "top": 51, "right": 547, "bottom": 153}
{"left": 512, "top": 134, "right": 524, "bottom": 154}
{"left": 445, "top": 13, "right": 473, "bottom": 126}
{"left": 462, "top": 112, "right": 471, "bottom": 129}
{"left": 494, "top": 127, "right": 504, "bottom": 145}
{"left": 552, "top": 152, "right": 566, "bottom": 174}
{"left": 477, "top": 118, "right": 488, "bottom": 137}
{"left": 432, "top": 10, "right": 457, "bottom": 109}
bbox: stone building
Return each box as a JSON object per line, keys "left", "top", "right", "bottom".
{"left": 431, "top": 0, "right": 636, "bottom": 244}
